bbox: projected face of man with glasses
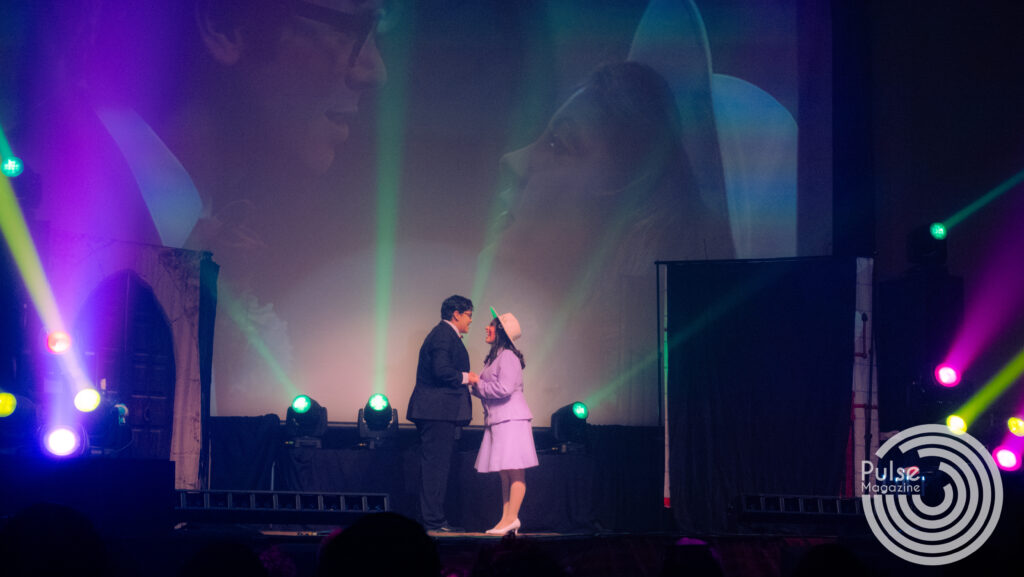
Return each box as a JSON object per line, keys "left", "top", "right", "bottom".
{"left": 228, "top": 0, "right": 389, "bottom": 177}
{"left": 26, "top": 0, "right": 390, "bottom": 250}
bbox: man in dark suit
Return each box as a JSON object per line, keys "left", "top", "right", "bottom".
{"left": 407, "top": 295, "right": 477, "bottom": 533}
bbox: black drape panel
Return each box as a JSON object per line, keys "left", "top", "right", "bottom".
{"left": 455, "top": 451, "right": 596, "bottom": 532}
{"left": 587, "top": 426, "right": 664, "bottom": 532}
{"left": 266, "top": 425, "right": 663, "bottom": 532}
{"left": 208, "top": 415, "right": 280, "bottom": 489}
{"left": 666, "top": 258, "right": 855, "bottom": 533}
{"left": 276, "top": 446, "right": 409, "bottom": 512}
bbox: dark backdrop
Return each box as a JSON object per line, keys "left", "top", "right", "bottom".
{"left": 666, "top": 258, "right": 856, "bottom": 533}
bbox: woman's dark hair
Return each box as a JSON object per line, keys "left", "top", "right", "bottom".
{"left": 584, "top": 61, "right": 687, "bottom": 196}
{"left": 581, "top": 60, "right": 735, "bottom": 266}
{"left": 484, "top": 318, "right": 525, "bottom": 369}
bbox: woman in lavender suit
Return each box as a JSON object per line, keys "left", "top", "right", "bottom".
{"left": 468, "top": 309, "right": 539, "bottom": 535}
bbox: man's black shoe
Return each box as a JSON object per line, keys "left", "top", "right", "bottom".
{"left": 426, "top": 523, "right": 464, "bottom": 534}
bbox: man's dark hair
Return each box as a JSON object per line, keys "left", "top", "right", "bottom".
{"left": 441, "top": 295, "right": 473, "bottom": 321}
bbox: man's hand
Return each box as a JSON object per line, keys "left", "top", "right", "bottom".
{"left": 467, "top": 372, "right": 480, "bottom": 384}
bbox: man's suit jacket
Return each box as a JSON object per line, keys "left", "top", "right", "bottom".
{"left": 407, "top": 321, "right": 473, "bottom": 425}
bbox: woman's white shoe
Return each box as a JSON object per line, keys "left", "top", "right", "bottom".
{"left": 484, "top": 518, "right": 520, "bottom": 536}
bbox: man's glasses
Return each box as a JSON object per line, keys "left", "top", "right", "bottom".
{"left": 293, "top": 2, "right": 384, "bottom": 65}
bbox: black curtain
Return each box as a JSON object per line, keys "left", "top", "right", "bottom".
{"left": 666, "top": 258, "right": 855, "bottom": 533}
{"left": 207, "top": 415, "right": 280, "bottom": 490}
{"left": 271, "top": 425, "right": 664, "bottom": 532}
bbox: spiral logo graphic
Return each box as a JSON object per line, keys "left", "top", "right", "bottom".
{"left": 861, "top": 424, "right": 1003, "bottom": 565}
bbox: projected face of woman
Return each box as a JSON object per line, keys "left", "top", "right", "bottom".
{"left": 498, "top": 87, "right": 619, "bottom": 271}
{"left": 239, "top": 0, "right": 388, "bottom": 177}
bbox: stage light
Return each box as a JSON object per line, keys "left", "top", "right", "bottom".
{"left": 285, "top": 395, "right": 327, "bottom": 448}
{"left": 46, "top": 330, "right": 71, "bottom": 354}
{"left": 0, "top": 392, "right": 16, "bottom": 417}
{"left": 362, "top": 393, "right": 393, "bottom": 429}
{"left": 83, "top": 398, "right": 131, "bottom": 455}
{"left": 358, "top": 394, "right": 399, "bottom": 448}
{"left": 934, "top": 364, "right": 960, "bottom": 387}
{"left": 115, "top": 403, "right": 128, "bottom": 423}
{"left": 994, "top": 447, "right": 1021, "bottom": 471}
{"left": 929, "top": 222, "right": 947, "bottom": 240}
{"left": 1009, "top": 417, "right": 1024, "bottom": 437}
{"left": 552, "top": 402, "right": 589, "bottom": 447}
{"left": 1, "top": 156, "right": 24, "bottom": 178}
{"left": 43, "top": 425, "right": 84, "bottom": 458}
{"left": 946, "top": 415, "right": 966, "bottom": 435}
{"left": 907, "top": 223, "right": 947, "bottom": 267}
{"left": 291, "top": 394, "right": 313, "bottom": 414}
{"left": 570, "top": 402, "right": 588, "bottom": 420}
{"left": 74, "top": 388, "right": 101, "bottom": 413}
{"left": 367, "top": 393, "right": 388, "bottom": 413}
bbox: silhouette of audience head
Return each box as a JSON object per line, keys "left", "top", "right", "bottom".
{"left": 317, "top": 512, "right": 441, "bottom": 577}
{"left": 260, "top": 544, "right": 301, "bottom": 577}
{"left": 659, "top": 538, "right": 724, "bottom": 577}
{"left": 0, "top": 502, "right": 109, "bottom": 577}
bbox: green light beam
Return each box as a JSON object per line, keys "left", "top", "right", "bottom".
{"left": 0, "top": 126, "right": 13, "bottom": 159}
{"left": 470, "top": 191, "right": 509, "bottom": 307}
{"left": 532, "top": 211, "right": 633, "bottom": 371}
{"left": 955, "top": 344, "right": 1024, "bottom": 427}
{"left": 0, "top": 178, "right": 64, "bottom": 334}
{"left": 218, "top": 280, "right": 300, "bottom": 397}
{"left": 373, "top": 8, "right": 415, "bottom": 394}
{"left": 471, "top": 4, "right": 557, "bottom": 306}
{"left": 944, "top": 167, "right": 1024, "bottom": 230}
{"left": 1, "top": 159, "right": 91, "bottom": 391}
{"left": 585, "top": 347, "right": 659, "bottom": 410}
{"left": 581, "top": 272, "right": 770, "bottom": 409}
{"left": 583, "top": 264, "right": 784, "bottom": 413}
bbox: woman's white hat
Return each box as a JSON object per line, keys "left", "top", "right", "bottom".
{"left": 490, "top": 306, "right": 522, "bottom": 341}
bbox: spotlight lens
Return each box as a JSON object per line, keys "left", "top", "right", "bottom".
{"left": 46, "top": 331, "right": 72, "bottom": 354}
{"left": 292, "top": 395, "right": 312, "bottom": 414}
{"left": 74, "top": 389, "right": 102, "bottom": 412}
{"left": 45, "top": 427, "right": 81, "bottom": 457}
{"left": 0, "top": 392, "right": 16, "bottom": 417}
{"left": 571, "top": 402, "right": 588, "bottom": 420}
{"left": 368, "top": 394, "right": 389, "bottom": 412}
{"left": 946, "top": 415, "right": 966, "bottom": 435}
{"left": 1, "top": 156, "right": 24, "bottom": 178}
{"left": 994, "top": 448, "right": 1020, "bottom": 471}
{"left": 935, "top": 365, "right": 960, "bottom": 387}
{"left": 929, "top": 222, "right": 947, "bottom": 240}
{"left": 1009, "top": 417, "right": 1024, "bottom": 437}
